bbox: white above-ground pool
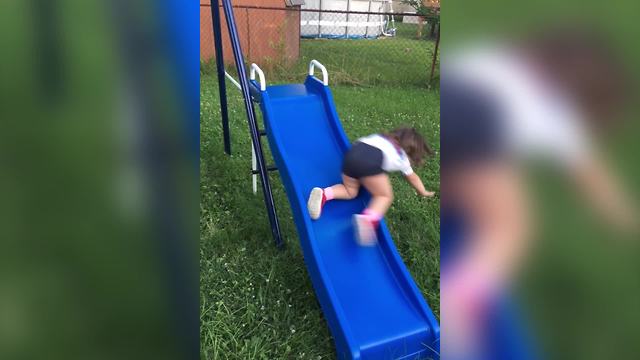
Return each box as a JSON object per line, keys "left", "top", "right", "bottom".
{"left": 301, "top": 0, "right": 396, "bottom": 39}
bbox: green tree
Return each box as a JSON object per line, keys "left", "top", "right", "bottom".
{"left": 402, "top": 0, "right": 440, "bottom": 24}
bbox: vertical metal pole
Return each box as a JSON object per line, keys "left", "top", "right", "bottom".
{"left": 344, "top": 0, "right": 351, "bottom": 38}
{"left": 221, "top": 0, "right": 283, "bottom": 247}
{"left": 211, "top": 0, "right": 232, "bottom": 155}
{"left": 365, "top": 0, "right": 372, "bottom": 38}
{"left": 389, "top": 0, "right": 396, "bottom": 35}
{"left": 429, "top": 25, "right": 440, "bottom": 84}
{"left": 318, "top": 0, "right": 323, "bottom": 38}
{"left": 298, "top": 8, "right": 302, "bottom": 53}
{"left": 245, "top": 8, "right": 251, "bottom": 61}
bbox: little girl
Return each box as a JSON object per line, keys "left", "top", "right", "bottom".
{"left": 307, "top": 127, "right": 435, "bottom": 245}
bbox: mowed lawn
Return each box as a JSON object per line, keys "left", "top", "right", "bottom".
{"left": 201, "top": 31, "right": 439, "bottom": 359}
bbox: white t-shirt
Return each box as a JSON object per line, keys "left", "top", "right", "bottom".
{"left": 444, "top": 42, "right": 592, "bottom": 168}
{"left": 358, "top": 134, "right": 414, "bottom": 176}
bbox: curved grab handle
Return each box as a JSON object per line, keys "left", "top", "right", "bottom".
{"left": 308, "top": 60, "right": 329, "bottom": 86}
{"left": 250, "top": 63, "right": 266, "bottom": 91}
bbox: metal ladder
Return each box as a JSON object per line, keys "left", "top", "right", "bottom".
{"left": 209, "top": 0, "right": 283, "bottom": 247}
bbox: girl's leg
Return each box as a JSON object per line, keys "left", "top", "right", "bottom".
{"left": 360, "top": 173, "right": 393, "bottom": 216}
{"left": 326, "top": 174, "right": 360, "bottom": 200}
{"left": 308, "top": 174, "right": 360, "bottom": 220}
{"left": 353, "top": 173, "right": 393, "bottom": 245}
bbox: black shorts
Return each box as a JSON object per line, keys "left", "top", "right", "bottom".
{"left": 440, "top": 79, "right": 504, "bottom": 170}
{"left": 342, "top": 142, "right": 384, "bottom": 179}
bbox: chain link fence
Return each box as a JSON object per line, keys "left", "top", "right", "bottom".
{"left": 201, "top": 3, "right": 439, "bottom": 88}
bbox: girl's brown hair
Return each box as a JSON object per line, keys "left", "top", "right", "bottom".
{"left": 384, "top": 127, "right": 434, "bottom": 167}
{"left": 524, "top": 26, "right": 631, "bottom": 125}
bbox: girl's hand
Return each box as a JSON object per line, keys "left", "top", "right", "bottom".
{"left": 421, "top": 191, "right": 435, "bottom": 198}
{"left": 405, "top": 173, "right": 434, "bottom": 198}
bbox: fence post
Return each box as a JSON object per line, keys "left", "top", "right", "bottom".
{"left": 318, "top": 0, "right": 323, "bottom": 37}
{"left": 365, "top": 0, "right": 372, "bottom": 38}
{"left": 429, "top": 24, "right": 440, "bottom": 84}
{"left": 345, "top": 0, "right": 351, "bottom": 38}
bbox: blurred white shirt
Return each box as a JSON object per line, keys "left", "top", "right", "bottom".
{"left": 358, "top": 134, "right": 414, "bottom": 176}
{"left": 444, "top": 43, "right": 592, "bottom": 168}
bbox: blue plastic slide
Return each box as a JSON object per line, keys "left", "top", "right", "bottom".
{"left": 253, "top": 63, "right": 440, "bottom": 359}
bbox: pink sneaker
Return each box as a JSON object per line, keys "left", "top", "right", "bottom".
{"left": 353, "top": 214, "right": 378, "bottom": 246}
{"left": 307, "top": 187, "right": 327, "bottom": 220}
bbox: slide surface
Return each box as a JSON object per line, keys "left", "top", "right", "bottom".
{"left": 257, "top": 76, "right": 440, "bottom": 359}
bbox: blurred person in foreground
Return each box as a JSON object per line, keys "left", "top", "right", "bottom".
{"left": 440, "top": 26, "right": 638, "bottom": 359}
{"left": 0, "top": 1, "right": 197, "bottom": 359}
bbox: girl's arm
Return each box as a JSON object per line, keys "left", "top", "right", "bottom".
{"left": 405, "top": 172, "right": 435, "bottom": 197}
{"left": 571, "top": 157, "right": 639, "bottom": 233}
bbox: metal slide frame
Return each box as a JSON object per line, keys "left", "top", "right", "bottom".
{"left": 210, "top": 0, "right": 283, "bottom": 247}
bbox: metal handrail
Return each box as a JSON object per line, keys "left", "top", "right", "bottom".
{"left": 250, "top": 63, "right": 266, "bottom": 91}
{"left": 308, "top": 60, "right": 328, "bottom": 86}
{"left": 224, "top": 71, "right": 241, "bottom": 90}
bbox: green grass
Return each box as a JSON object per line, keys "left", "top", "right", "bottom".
{"left": 200, "top": 32, "right": 440, "bottom": 359}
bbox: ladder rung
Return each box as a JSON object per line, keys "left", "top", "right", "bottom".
{"left": 252, "top": 166, "right": 278, "bottom": 175}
